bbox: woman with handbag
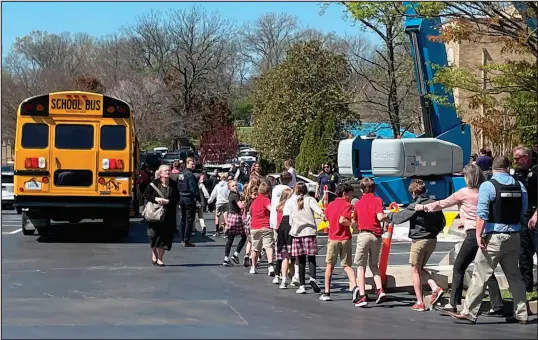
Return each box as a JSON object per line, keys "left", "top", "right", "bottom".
{"left": 143, "top": 165, "right": 179, "bottom": 267}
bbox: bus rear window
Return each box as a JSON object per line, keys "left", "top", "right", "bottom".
{"left": 100, "top": 126, "right": 126, "bottom": 150}
{"left": 55, "top": 125, "right": 94, "bottom": 149}
{"left": 21, "top": 123, "right": 49, "bottom": 149}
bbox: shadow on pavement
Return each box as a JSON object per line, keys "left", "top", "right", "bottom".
{"left": 35, "top": 221, "right": 217, "bottom": 244}
{"left": 164, "top": 263, "right": 223, "bottom": 267}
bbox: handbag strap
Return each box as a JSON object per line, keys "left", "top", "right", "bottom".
{"left": 150, "top": 182, "right": 166, "bottom": 199}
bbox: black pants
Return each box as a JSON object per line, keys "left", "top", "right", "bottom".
{"left": 275, "top": 257, "right": 294, "bottom": 278}
{"left": 451, "top": 230, "right": 503, "bottom": 309}
{"left": 519, "top": 215, "right": 537, "bottom": 292}
{"left": 297, "top": 255, "right": 316, "bottom": 286}
{"left": 225, "top": 234, "right": 247, "bottom": 257}
{"left": 178, "top": 197, "right": 196, "bottom": 243}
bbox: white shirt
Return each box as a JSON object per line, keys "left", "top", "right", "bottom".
{"left": 270, "top": 184, "right": 291, "bottom": 229}
{"left": 288, "top": 167, "right": 297, "bottom": 187}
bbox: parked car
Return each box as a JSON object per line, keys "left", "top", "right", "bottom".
{"left": 203, "top": 163, "right": 233, "bottom": 176}
{"left": 238, "top": 148, "right": 258, "bottom": 163}
{"left": 267, "top": 173, "right": 317, "bottom": 197}
{"left": 2, "top": 164, "right": 14, "bottom": 210}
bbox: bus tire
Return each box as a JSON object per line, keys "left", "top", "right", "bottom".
{"left": 22, "top": 225, "right": 36, "bottom": 236}
{"left": 22, "top": 212, "right": 50, "bottom": 236}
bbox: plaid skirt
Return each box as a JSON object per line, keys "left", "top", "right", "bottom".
{"left": 276, "top": 244, "right": 292, "bottom": 260}
{"left": 291, "top": 236, "right": 317, "bottom": 257}
{"left": 225, "top": 213, "right": 245, "bottom": 236}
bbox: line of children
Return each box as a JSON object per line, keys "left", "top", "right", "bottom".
{"left": 220, "top": 175, "right": 445, "bottom": 312}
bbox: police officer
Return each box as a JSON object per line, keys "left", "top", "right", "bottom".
{"left": 448, "top": 156, "right": 529, "bottom": 324}
{"left": 177, "top": 157, "right": 200, "bottom": 247}
{"left": 512, "top": 145, "right": 537, "bottom": 292}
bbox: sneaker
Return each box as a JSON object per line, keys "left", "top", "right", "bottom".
{"left": 222, "top": 259, "right": 232, "bottom": 267}
{"left": 202, "top": 226, "right": 207, "bottom": 236}
{"left": 355, "top": 295, "right": 368, "bottom": 307}
{"left": 279, "top": 280, "right": 288, "bottom": 289}
{"left": 290, "top": 276, "right": 300, "bottom": 287}
{"left": 249, "top": 267, "right": 257, "bottom": 274}
{"left": 243, "top": 256, "right": 250, "bottom": 268}
{"left": 440, "top": 303, "right": 456, "bottom": 312}
{"left": 430, "top": 287, "right": 444, "bottom": 307}
{"left": 231, "top": 254, "right": 240, "bottom": 264}
{"left": 212, "top": 232, "right": 220, "bottom": 237}
{"left": 309, "top": 278, "right": 321, "bottom": 293}
{"left": 481, "top": 308, "right": 504, "bottom": 317}
{"left": 268, "top": 265, "right": 275, "bottom": 277}
{"left": 352, "top": 286, "right": 360, "bottom": 304}
{"left": 319, "top": 293, "right": 332, "bottom": 301}
{"left": 375, "top": 289, "right": 387, "bottom": 304}
{"left": 411, "top": 303, "right": 426, "bottom": 312}
{"left": 272, "top": 275, "right": 280, "bottom": 284}
{"left": 296, "top": 285, "right": 307, "bottom": 294}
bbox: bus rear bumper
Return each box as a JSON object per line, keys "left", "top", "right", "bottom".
{"left": 14, "top": 195, "right": 130, "bottom": 209}
{"left": 14, "top": 196, "right": 131, "bottom": 221}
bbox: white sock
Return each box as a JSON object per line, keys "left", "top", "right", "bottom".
{"left": 224, "top": 256, "right": 229, "bottom": 261}
{"left": 234, "top": 251, "right": 239, "bottom": 257}
{"left": 199, "top": 219, "right": 206, "bottom": 228}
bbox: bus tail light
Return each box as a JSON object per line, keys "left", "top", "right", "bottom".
{"left": 42, "top": 177, "right": 49, "bottom": 184}
{"left": 98, "top": 177, "right": 106, "bottom": 185}
{"left": 25, "top": 157, "right": 46, "bottom": 169}
{"left": 38, "top": 157, "right": 46, "bottom": 169}
{"left": 102, "top": 158, "right": 124, "bottom": 170}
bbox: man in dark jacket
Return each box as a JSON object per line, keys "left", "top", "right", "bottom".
{"left": 386, "top": 179, "right": 446, "bottom": 312}
{"left": 177, "top": 157, "right": 200, "bottom": 247}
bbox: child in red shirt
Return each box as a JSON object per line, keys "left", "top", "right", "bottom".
{"left": 249, "top": 182, "right": 275, "bottom": 275}
{"left": 353, "top": 177, "right": 387, "bottom": 307}
{"left": 320, "top": 183, "right": 359, "bottom": 303}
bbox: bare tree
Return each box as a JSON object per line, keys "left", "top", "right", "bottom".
{"left": 239, "top": 13, "right": 304, "bottom": 74}
{"left": 107, "top": 76, "right": 180, "bottom": 145}
{"left": 124, "top": 7, "right": 236, "bottom": 140}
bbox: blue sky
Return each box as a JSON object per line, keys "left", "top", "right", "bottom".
{"left": 2, "top": 1, "right": 379, "bottom": 56}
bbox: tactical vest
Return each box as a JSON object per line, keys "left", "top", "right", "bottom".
{"left": 512, "top": 165, "right": 537, "bottom": 213}
{"left": 487, "top": 179, "right": 522, "bottom": 224}
{"left": 177, "top": 171, "right": 189, "bottom": 194}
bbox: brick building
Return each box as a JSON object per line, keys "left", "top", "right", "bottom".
{"left": 443, "top": 19, "right": 534, "bottom": 155}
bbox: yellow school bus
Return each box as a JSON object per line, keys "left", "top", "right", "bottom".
{"left": 13, "top": 91, "right": 140, "bottom": 236}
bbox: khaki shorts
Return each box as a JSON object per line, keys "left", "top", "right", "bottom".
{"left": 354, "top": 232, "right": 382, "bottom": 270}
{"left": 409, "top": 239, "right": 437, "bottom": 267}
{"left": 326, "top": 239, "right": 353, "bottom": 267}
{"left": 251, "top": 228, "right": 274, "bottom": 252}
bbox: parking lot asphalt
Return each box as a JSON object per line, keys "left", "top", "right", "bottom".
{"left": 2, "top": 210, "right": 536, "bottom": 339}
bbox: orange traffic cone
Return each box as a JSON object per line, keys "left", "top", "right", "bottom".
{"left": 379, "top": 202, "right": 399, "bottom": 289}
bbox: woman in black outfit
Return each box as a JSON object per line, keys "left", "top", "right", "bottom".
{"left": 143, "top": 164, "right": 179, "bottom": 266}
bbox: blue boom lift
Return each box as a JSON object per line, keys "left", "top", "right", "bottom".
{"left": 338, "top": 3, "right": 472, "bottom": 205}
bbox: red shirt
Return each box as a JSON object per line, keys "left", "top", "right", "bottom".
{"left": 354, "top": 193, "right": 384, "bottom": 237}
{"left": 250, "top": 194, "right": 271, "bottom": 230}
{"left": 326, "top": 198, "right": 353, "bottom": 241}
